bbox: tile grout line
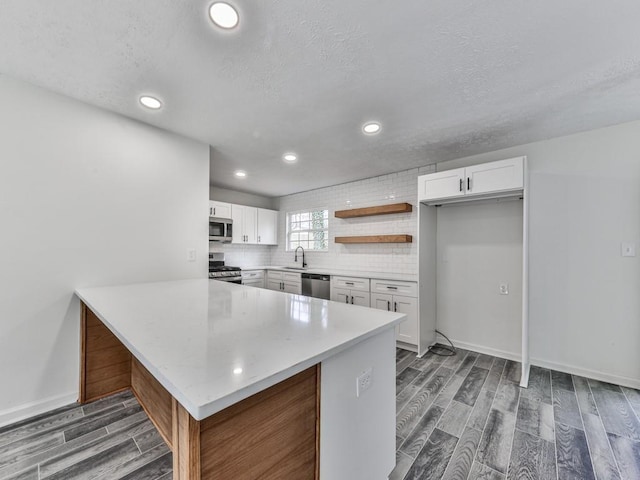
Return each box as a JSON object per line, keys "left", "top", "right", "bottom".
{"left": 503, "top": 364, "right": 523, "bottom": 480}
{"left": 396, "top": 362, "right": 455, "bottom": 456}
{"left": 586, "top": 378, "right": 625, "bottom": 479}
{"left": 396, "top": 352, "right": 467, "bottom": 472}
{"left": 620, "top": 387, "right": 640, "bottom": 426}
{"left": 569, "top": 374, "right": 598, "bottom": 479}
{"left": 473, "top": 358, "right": 508, "bottom": 473}
{"left": 550, "top": 370, "right": 560, "bottom": 480}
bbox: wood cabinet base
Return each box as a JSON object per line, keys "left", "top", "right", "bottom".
{"left": 80, "top": 303, "right": 320, "bottom": 480}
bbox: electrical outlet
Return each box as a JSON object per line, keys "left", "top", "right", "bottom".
{"left": 356, "top": 368, "right": 373, "bottom": 397}
{"left": 621, "top": 243, "right": 636, "bottom": 257}
{"left": 187, "top": 248, "right": 196, "bottom": 262}
{"left": 499, "top": 283, "right": 509, "bottom": 295}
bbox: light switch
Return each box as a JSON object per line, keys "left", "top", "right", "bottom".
{"left": 187, "top": 248, "right": 197, "bottom": 262}
{"left": 621, "top": 243, "right": 636, "bottom": 257}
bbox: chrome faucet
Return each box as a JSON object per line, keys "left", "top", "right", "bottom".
{"left": 294, "top": 246, "right": 307, "bottom": 268}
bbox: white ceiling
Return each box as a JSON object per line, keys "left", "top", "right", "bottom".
{"left": 2, "top": 1, "right": 640, "bottom": 197}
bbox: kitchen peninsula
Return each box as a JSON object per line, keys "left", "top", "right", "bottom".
{"left": 75, "top": 279, "right": 405, "bottom": 479}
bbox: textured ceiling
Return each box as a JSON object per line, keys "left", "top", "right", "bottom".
{"left": 2, "top": 1, "right": 640, "bottom": 197}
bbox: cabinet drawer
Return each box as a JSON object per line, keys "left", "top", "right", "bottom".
{"left": 331, "top": 276, "right": 369, "bottom": 292}
{"left": 242, "top": 270, "right": 264, "bottom": 280}
{"left": 267, "top": 270, "right": 283, "bottom": 281}
{"left": 370, "top": 279, "right": 417, "bottom": 297}
{"left": 283, "top": 272, "right": 301, "bottom": 283}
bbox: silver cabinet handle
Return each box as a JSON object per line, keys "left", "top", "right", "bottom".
{"left": 459, "top": 179, "right": 463, "bottom": 192}
{"left": 351, "top": 296, "right": 354, "bottom": 304}
{"left": 467, "top": 177, "right": 471, "bottom": 191}
{"left": 387, "top": 286, "right": 398, "bottom": 290}
{"left": 394, "top": 302, "right": 398, "bottom": 312}
{"left": 213, "top": 207, "right": 216, "bottom": 215}
{"left": 387, "top": 301, "right": 391, "bottom": 311}
{"left": 346, "top": 282, "right": 354, "bottom": 286}
{"left": 258, "top": 235, "right": 261, "bottom": 243}
{"left": 345, "top": 296, "right": 348, "bottom": 304}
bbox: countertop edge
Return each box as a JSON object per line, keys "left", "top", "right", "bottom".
{"left": 242, "top": 266, "right": 418, "bottom": 283}
{"left": 75, "top": 288, "right": 406, "bottom": 421}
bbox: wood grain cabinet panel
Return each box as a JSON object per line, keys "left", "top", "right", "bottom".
{"left": 131, "top": 357, "right": 174, "bottom": 448}
{"left": 200, "top": 366, "right": 320, "bottom": 480}
{"left": 81, "top": 305, "right": 131, "bottom": 402}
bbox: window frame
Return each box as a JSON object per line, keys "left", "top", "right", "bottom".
{"left": 285, "top": 208, "right": 329, "bottom": 252}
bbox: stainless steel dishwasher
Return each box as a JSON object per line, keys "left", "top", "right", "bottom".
{"left": 301, "top": 273, "right": 331, "bottom": 299}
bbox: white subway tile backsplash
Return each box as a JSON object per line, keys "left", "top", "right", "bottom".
{"left": 270, "top": 166, "right": 434, "bottom": 276}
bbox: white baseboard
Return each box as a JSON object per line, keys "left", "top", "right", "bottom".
{"left": 530, "top": 357, "right": 640, "bottom": 390}
{"left": 0, "top": 391, "right": 78, "bottom": 429}
{"left": 448, "top": 339, "right": 522, "bottom": 363}
{"left": 446, "top": 338, "right": 640, "bottom": 390}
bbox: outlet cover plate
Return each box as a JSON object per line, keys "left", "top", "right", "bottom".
{"left": 356, "top": 368, "right": 373, "bottom": 397}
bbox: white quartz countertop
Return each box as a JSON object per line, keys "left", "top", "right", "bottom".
{"left": 243, "top": 266, "right": 418, "bottom": 283}
{"left": 75, "top": 279, "right": 405, "bottom": 420}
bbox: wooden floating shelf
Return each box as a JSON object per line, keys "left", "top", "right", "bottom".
{"left": 334, "top": 202, "right": 412, "bottom": 219}
{"left": 335, "top": 235, "right": 413, "bottom": 244}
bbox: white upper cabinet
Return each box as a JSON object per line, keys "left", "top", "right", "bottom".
{"left": 257, "top": 208, "right": 278, "bottom": 245}
{"left": 230, "top": 204, "right": 277, "bottom": 245}
{"left": 465, "top": 157, "right": 524, "bottom": 196}
{"left": 209, "top": 200, "right": 232, "bottom": 218}
{"left": 418, "top": 168, "right": 466, "bottom": 201}
{"left": 418, "top": 157, "right": 524, "bottom": 204}
{"left": 232, "top": 205, "right": 257, "bottom": 244}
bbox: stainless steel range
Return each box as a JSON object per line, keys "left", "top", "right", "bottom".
{"left": 208, "top": 253, "right": 242, "bottom": 284}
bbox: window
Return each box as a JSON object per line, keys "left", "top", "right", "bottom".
{"left": 287, "top": 209, "right": 329, "bottom": 251}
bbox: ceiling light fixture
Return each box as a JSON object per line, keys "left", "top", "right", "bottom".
{"left": 209, "top": 2, "right": 239, "bottom": 29}
{"left": 139, "top": 95, "right": 162, "bottom": 110}
{"left": 283, "top": 153, "right": 297, "bottom": 163}
{"left": 362, "top": 122, "right": 381, "bottom": 135}
{"left": 233, "top": 367, "right": 243, "bottom": 375}
{"left": 234, "top": 170, "right": 247, "bottom": 178}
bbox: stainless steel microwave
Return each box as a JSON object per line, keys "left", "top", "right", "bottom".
{"left": 209, "top": 217, "right": 233, "bottom": 243}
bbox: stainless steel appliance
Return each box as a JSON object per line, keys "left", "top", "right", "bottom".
{"left": 209, "top": 253, "right": 242, "bottom": 283}
{"left": 301, "top": 273, "right": 330, "bottom": 300}
{"left": 209, "top": 217, "right": 233, "bottom": 243}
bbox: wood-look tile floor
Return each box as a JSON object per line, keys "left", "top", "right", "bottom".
{"left": 392, "top": 347, "right": 640, "bottom": 480}
{"left": 0, "top": 390, "right": 171, "bottom": 480}
{"left": 2, "top": 349, "right": 640, "bottom": 480}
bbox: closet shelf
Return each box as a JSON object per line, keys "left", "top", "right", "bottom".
{"left": 335, "top": 235, "right": 413, "bottom": 244}
{"left": 334, "top": 202, "right": 412, "bottom": 218}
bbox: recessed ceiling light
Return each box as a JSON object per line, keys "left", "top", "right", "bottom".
{"left": 139, "top": 95, "right": 162, "bottom": 110}
{"left": 234, "top": 170, "right": 247, "bottom": 178}
{"left": 209, "top": 2, "right": 239, "bottom": 29}
{"left": 283, "top": 153, "right": 297, "bottom": 163}
{"left": 362, "top": 122, "right": 381, "bottom": 135}
{"left": 233, "top": 367, "right": 243, "bottom": 375}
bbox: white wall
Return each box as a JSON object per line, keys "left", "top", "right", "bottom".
{"left": 209, "top": 184, "right": 276, "bottom": 209}
{"left": 436, "top": 200, "right": 523, "bottom": 359}
{"left": 438, "top": 121, "right": 640, "bottom": 387}
{"left": 0, "top": 76, "right": 209, "bottom": 426}
{"left": 271, "top": 166, "right": 435, "bottom": 274}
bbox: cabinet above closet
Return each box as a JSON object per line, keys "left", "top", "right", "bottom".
{"left": 418, "top": 156, "right": 524, "bottom": 205}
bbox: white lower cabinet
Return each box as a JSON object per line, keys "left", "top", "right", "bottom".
{"left": 371, "top": 279, "right": 418, "bottom": 346}
{"left": 330, "top": 276, "right": 370, "bottom": 307}
{"left": 333, "top": 287, "right": 370, "bottom": 307}
{"left": 266, "top": 270, "right": 301, "bottom": 294}
{"left": 242, "top": 270, "right": 264, "bottom": 289}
